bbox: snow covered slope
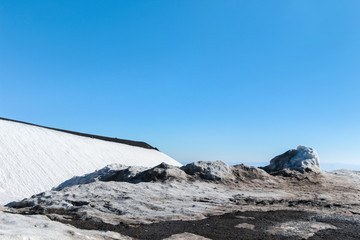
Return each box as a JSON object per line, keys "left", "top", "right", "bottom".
{"left": 0, "top": 118, "right": 180, "bottom": 204}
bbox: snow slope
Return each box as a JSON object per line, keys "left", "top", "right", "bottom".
{"left": 0, "top": 118, "right": 180, "bottom": 204}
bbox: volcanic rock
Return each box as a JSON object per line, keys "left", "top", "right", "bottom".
{"left": 262, "top": 146, "right": 320, "bottom": 174}
{"left": 181, "top": 160, "right": 234, "bottom": 181}
{"left": 134, "top": 162, "right": 188, "bottom": 182}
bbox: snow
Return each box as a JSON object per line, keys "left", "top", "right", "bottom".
{"left": 0, "top": 210, "right": 131, "bottom": 240}
{"left": 266, "top": 221, "right": 337, "bottom": 239}
{"left": 0, "top": 119, "right": 180, "bottom": 204}
{"left": 327, "top": 169, "right": 360, "bottom": 181}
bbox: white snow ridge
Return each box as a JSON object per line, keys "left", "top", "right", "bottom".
{"left": 0, "top": 118, "right": 181, "bottom": 204}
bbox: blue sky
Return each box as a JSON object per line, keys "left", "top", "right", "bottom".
{"left": 1, "top": 1, "right": 359, "bottom": 169}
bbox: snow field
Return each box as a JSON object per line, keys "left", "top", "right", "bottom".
{"left": 0, "top": 119, "right": 180, "bottom": 204}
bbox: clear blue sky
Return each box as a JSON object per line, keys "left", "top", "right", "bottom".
{"left": 1, "top": 1, "right": 359, "bottom": 169}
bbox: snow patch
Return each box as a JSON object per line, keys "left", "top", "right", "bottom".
{"left": 327, "top": 169, "right": 360, "bottom": 181}
{"left": 266, "top": 221, "right": 336, "bottom": 239}
{"left": 234, "top": 223, "right": 255, "bottom": 230}
{"left": 0, "top": 211, "right": 131, "bottom": 240}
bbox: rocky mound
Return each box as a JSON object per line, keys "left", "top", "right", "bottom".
{"left": 46, "top": 145, "right": 325, "bottom": 194}
{"left": 55, "top": 163, "right": 188, "bottom": 190}
{"left": 7, "top": 147, "right": 360, "bottom": 231}
{"left": 55, "top": 161, "right": 267, "bottom": 191}
{"left": 261, "top": 146, "right": 321, "bottom": 174}
{"left": 55, "top": 164, "right": 148, "bottom": 190}
{"left": 232, "top": 164, "right": 271, "bottom": 181}
{"left": 181, "top": 161, "right": 235, "bottom": 181}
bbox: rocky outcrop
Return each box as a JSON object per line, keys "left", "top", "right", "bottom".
{"left": 55, "top": 163, "right": 187, "bottom": 189}
{"left": 134, "top": 163, "right": 188, "bottom": 182}
{"left": 181, "top": 161, "right": 234, "bottom": 181}
{"left": 54, "top": 160, "right": 272, "bottom": 191}
{"left": 54, "top": 164, "right": 147, "bottom": 190}
{"left": 262, "top": 146, "right": 321, "bottom": 174}
{"left": 232, "top": 164, "right": 271, "bottom": 181}
{"left": 54, "top": 146, "right": 321, "bottom": 192}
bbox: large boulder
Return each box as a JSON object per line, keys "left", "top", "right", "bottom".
{"left": 262, "top": 146, "right": 321, "bottom": 174}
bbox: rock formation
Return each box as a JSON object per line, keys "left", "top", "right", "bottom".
{"left": 262, "top": 146, "right": 321, "bottom": 174}
{"left": 181, "top": 160, "right": 234, "bottom": 181}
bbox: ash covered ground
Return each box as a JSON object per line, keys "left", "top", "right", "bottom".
{"left": 2, "top": 146, "right": 360, "bottom": 239}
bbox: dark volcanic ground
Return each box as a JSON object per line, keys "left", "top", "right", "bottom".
{"left": 56, "top": 210, "right": 360, "bottom": 240}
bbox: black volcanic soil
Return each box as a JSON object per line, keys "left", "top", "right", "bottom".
{"left": 54, "top": 210, "right": 360, "bottom": 240}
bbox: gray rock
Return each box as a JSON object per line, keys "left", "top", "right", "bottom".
{"left": 232, "top": 164, "right": 271, "bottom": 181}
{"left": 54, "top": 164, "right": 147, "bottom": 190}
{"left": 135, "top": 162, "right": 188, "bottom": 182}
{"left": 262, "top": 146, "right": 321, "bottom": 174}
{"left": 181, "top": 161, "right": 234, "bottom": 181}
{"left": 55, "top": 163, "right": 187, "bottom": 189}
